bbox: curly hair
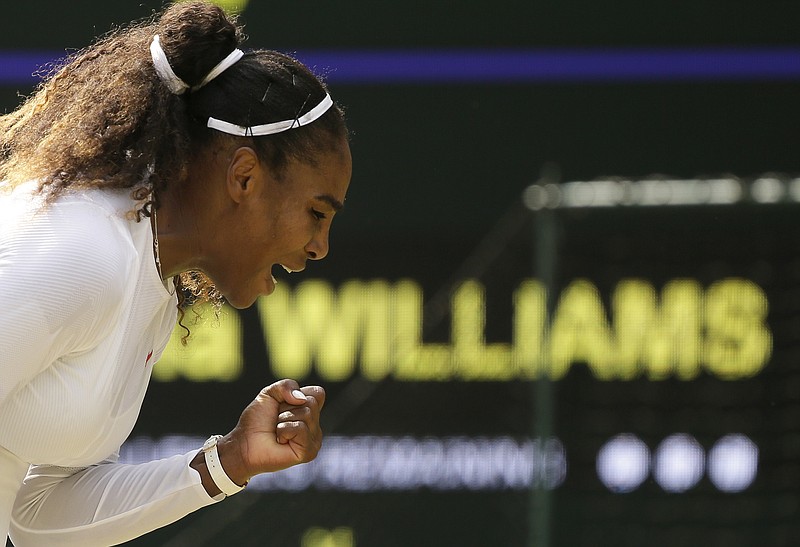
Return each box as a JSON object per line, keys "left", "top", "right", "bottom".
{"left": 0, "top": 1, "right": 348, "bottom": 324}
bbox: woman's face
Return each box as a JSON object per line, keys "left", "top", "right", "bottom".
{"left": 204, "top": 142, "right": 352, "bottom": 309}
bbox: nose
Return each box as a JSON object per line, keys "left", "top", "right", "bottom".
{"left": 305, "top": 225, "right": 330, "bottom": 261}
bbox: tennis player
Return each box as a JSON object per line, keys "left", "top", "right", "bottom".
{"left": 0, "top": 1, "right": 350, "bottom": 545}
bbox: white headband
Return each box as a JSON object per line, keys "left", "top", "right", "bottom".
{"left": 150, "top": 34, "right": 244, "bottom": 95}
{"left": 150, "top": 34, "right": 333, "bottom": 137}
{"left": 207, "top": 93, "right": 334, "bottom": 136}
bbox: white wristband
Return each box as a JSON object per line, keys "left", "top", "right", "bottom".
{"left": 202, "top": 435, "right": 246, "bottom": 497}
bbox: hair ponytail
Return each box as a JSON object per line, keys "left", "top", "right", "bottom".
{"left": 153, "top": 3, "right": 242, "bottom": 91}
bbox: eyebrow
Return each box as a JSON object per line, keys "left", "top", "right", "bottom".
{"left": 315, "top": 194, "right": 344, "bottom": 212}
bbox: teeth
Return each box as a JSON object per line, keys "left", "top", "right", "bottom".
{"left": 281, "top": 265, "right": 295, "bottom": 273}
{"left": 271, "top": 274, "right": 277, "bottom": 285}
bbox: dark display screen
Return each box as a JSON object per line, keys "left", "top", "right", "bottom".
{"left": 1, "top": 2, "right": 799, "bottom": 546}
{"left": 123, "top": 177, "right": 800, "bottom": 546}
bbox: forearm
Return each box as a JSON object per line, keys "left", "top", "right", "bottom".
{"left": 10, "top": 451, "right": 219, "bottom": 547}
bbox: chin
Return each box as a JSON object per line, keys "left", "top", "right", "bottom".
{"left": 225, "top": 284, "right": 275, "bottom": 309}
{"left": 216, "top": 287, "right": 253, "bottom": 310}
{"left": 224, "top": 293, "right": 260, "bottom": 310}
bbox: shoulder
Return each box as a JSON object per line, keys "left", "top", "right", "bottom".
{"left": 0, "top": 188, "right": 150, "bottom": 351}
{"left": 1, "top": 188, "right": 143, "bottom": 296}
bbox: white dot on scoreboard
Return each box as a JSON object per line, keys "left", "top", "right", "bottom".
{"left": 596, "top": 434, "right": 651, "bottom": 493}
{"left": 653, "top": 433, "right": 705, "bottom": 493}
{"left": 707, "top": 434, "right": 759, "bottom": 493}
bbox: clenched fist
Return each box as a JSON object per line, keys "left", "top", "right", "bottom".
{"left": 192, "top": 379, "right": 325, "bottom": 496}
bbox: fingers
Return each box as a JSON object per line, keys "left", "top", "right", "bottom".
{"left": 267, "top": 380, "right": 325, "bottom": 458}
{"left": 277, "top": 396, "right": 322, "bottom": 442}
{"left": 278, "top": 405, "right": 312, "bottom": 423}
{"left": 264, "top": 379, "right": 325, "bottom": 408}
{"left": 261, "top": 378, "right": 302, "bottom": 405}
{"left": 275, "top": 402, "right": 324, "bottom": 462}
{"left": 300, "top": 385, "right": 326, "bottom": 409}
{"left": 275, "top": 420, "right": 322, "bottom": 462}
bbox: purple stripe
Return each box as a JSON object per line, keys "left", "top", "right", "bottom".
{"left": 298, "top": 48, "right": 800, "bottom": 83}
{"left": 1, "top": 48, "right": 799, "bottom": 85}
{"left": 0, "top": 51, "right": 61, "bottom": 83}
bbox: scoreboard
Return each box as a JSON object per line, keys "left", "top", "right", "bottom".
{"left": 118, "top": 176, "right": 800, "bottom": 547}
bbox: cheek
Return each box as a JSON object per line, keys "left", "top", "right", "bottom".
{"left": 274, "top": 213, "right": 315, "bottom": 248}
{"left": 240, "top": 205, "right": 314, "bottom": 264}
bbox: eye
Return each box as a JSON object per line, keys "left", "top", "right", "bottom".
{"left": 311, "top": 209, "right": 327, "bottom": 220}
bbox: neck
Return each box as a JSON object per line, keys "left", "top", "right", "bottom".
{"left": 153, "top": 144, "right": 235, "bottom": 279}
{"left": 151, "top": 205, "right": 166, "bottom": 280}
{"left": 152, "top": 185, "right": 203, "bottom": 279}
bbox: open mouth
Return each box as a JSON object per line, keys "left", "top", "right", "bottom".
{"left": 279, "top": 263, "right": 304, "bottom": 274}
{"left": 268, "top": 263, "right": 304, "bottom": 290}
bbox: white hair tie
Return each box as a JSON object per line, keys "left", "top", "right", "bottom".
{"left": 150, "top": 34, "right": 243, "bottom": 95}
{"left": 195, "top": 48, "right": 245, "bottom": 90}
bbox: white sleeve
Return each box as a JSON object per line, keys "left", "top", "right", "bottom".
{"left": 0, "top": 199, "right": 132, "bottom": 407}
{"left": 10, "top": 451, "right": 221, "bottom": 547}
{"left": 0, "top": 198, "right": 220, "bottom": 546}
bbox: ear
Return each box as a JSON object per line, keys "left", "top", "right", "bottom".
{"left": 225, "top": 147, "right": 260, "bottom": 204}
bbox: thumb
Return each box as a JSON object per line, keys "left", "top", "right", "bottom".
{"left": 264, "top": 378, "right": 308, "bottom": 406}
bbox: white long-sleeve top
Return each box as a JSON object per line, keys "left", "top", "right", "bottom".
{"left": 0, "top": 182, "right": 219, "bottom": 546}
